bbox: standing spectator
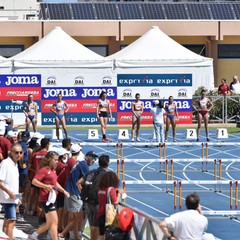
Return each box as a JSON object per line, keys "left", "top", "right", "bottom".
{"left": 0, "top": 122, "right": 11, "bottom": 161}
{"left": 159, "top": 193, "right": 208, "bottom": 240}
{"left": 22, "top": 94, "right": 38, "bottom": 133}
{"left": 218, "top": 78, "right": 230, "bottom": 96}
{"left": 96, "top": 91, "right": 113, "bottom": 142}
{"left": 165, "top": 96, "right": 179, "bottom": 142}
{"left": 58, "top": 149, "right": 98, "bottom": 240}
{"left": 28, "top": 151, "right": 69, "bottom": 240}
{"left": 131, "top": 93, "right": 144, "bottom": 142}
{"left": 0, "top": 143, "right": 23, "bottom": 239}
{"left": 230, "top": 75, "right": 240, "bottom": 94}
{"left": 50, "top": 93, "right": 69, "bottom": 141}
{"left": 192, "top": 89, "right": 214, "bottom": 142}
{"left": 150, "top": 100, "right": 166, "bottom": 143}
{"left": 78, "top": 154, "right": 110, "bottom": 240}
{"left": 97, "top": 171, "right": 123, "bottom": 240}
{"left": 27, "top": 138, "right": 50, "bottom": 216}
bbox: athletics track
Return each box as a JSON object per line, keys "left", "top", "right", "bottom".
{"left": 9, "top": 128, "right": 240, "bottom": 239}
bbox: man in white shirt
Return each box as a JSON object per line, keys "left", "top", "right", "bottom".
{"left": 159, "top": 193, "right": 208, "bottom": 240}
{"left": 0, "top": 143, "right": 23, "bottom": 239}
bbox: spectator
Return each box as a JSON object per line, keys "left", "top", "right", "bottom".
{"left": 218, "top": 78, "right": 230, "bottom": 96}
{"left": 78, "top": 154, "right": 110, "bottom": 240}
{"left": 28, "top": 151, "right": 69, "bottom": 240}
{"left": 97, "top": 171, "right": 123, "bottom": 240}
{"left": 159, "top": 193, "right": 208, "bottom": 240}
{"left": 96, "top": 91, "right": 113, "bottom": 142}
{"left": 131, "top": 93, "right": 144, "bottom": 142}
{"left": 0, "top": 143, "right": 23, "bottom": 239}
{"left": 150, "top": 100, "right": 166, "bottom": 143}
{"left": 0, "top": 122, "right": 11, "bottom": 161}
{"left": 230, "top": 75, "right": 240, "bottom": 94}
{"left": 58, "top": 149, "right": 98, "bottom": 239}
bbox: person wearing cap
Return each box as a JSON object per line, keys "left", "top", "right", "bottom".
{"left": 192, "top": 89, "right": 214, "bottom": 142}
{"left": 0, "top": 143, "right": 23, "bottom": 239}
{"left": 0, "top": 122, "right": 11, "bottom": 161}
{"left": 58, "top": 146, "right": 98, "bottom": 239}
{"left": 150, "top": 100, "right": 166, "bottom": 143}
{"left": 77, "top": 154, "right": 109, "bottom": 240}
{"left": 22, "top": 93, "right": 38, "bottom": 133}
{"left": 50, "top": 93, "right": 69, "bottom": 141}
{"left": 6, "top": 130, "right": 18, "bottom": 144}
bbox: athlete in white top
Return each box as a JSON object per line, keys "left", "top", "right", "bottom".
{"left": 160, "top": 193, "right": 208, "bottom": 240}
{"left": 50, "top": 93, "right": 69, "bottom": 141}
{"left": 192, "top": 89, "right": 213, "bottom": 142}
{"left": 22, "top": 94, "right": 38, "bottom": 133}
{"left": 131, "top": 93, "right": 144, "bottom": 142}
{"left": 96, "top": 91, "right": 112, "bottom": 142}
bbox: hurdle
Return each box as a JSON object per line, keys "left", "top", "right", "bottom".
{"left": 123, "top": 180, "right": 240, "bottom": 209}
{"left": 116, "top": 142, "right": 124, "bottom": 159}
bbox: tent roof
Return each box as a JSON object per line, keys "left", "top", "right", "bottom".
{"left": 12, "top": 26, "right": 111, "bottom": 68}
{"left": 108, "top": 26, "right": 212, "bottom": 67}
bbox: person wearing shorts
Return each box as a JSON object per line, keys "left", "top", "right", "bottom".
{"left": 28, "top": 151, "right": 69, "bottom": 240}
{"left": 0, "top": 143, "right": 23, "bottom": 239}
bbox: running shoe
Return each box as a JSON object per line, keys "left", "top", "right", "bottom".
{"left": 196, "top": 138, "right": 199, "bottom": 142}
{"left": 131, "top": 138, "right": 134, "bottom": 142}
{"left": 104, "top": 137, "right": 110, "bottom": 141}
{"left": 102, "top": 138, "right": 108, "bottom": 142}
{"left": 206, "top": 138, "right": 210, "bottom": 142}
{"left": 173, "top": 139, "right": 176, "bottom": 142}
{"left": 136, "top": 138, "right": 141, "bottom": 142}
{"left": 165, "top": 139, "right": 168, "bottom": 142}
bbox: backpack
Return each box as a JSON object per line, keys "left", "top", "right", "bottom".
{"left": 81, "top": 168, "right": 104, "bottom": 204}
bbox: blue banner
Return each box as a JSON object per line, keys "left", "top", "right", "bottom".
{"left": 0, "top": 100, "right": 41, "bottom": 113}
{"left": 42, "top": 112, "right": 117, "bottom": 125}
{"left": 117, "top": 74, "right": 192, "bottom": 87}
{"left": 118, "top": 99, "right": 192, "bottom": 112}
{"left": 0, "top": 74, "right": 41, "bottom": 87}
{"left": 79, "top": 87, "right": 117, "bottom": 100}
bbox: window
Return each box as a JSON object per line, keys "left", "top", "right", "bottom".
{"left": 85, "top": 45, "right": 108, "bottom": 57}
{"left": 183, "top": 44, "right": 206, "bottom": 56}
{"left": 218, "top": 44, "right": 240, "bottom": 59}
{"left": 0, "top": 45, "right": 24, "bottom": 58}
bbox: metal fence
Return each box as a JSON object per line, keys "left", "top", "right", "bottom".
{"left": 192, "top": 96, "right": 240, "bottom": 124}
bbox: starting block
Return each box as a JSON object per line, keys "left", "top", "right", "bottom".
{"left": 185, "top": 129, "right": 197, "bottom": 141}
{"left": 216, "top": 128, "right": 228, "bottom": 139}
{"left": 51, "top": 129, "right": 63, "bottom": 140}
{"left": 118, "top": 129, "right": 129, "bottom": 140}
{"left": 88, "top": 129, "right": 99, "bottom": 140}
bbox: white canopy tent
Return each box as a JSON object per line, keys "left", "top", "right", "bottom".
{"left": 11, "top": 26, "right": 112, "bottom": 69}
{"left": 109, "top": 26, "right": 214, "bottom": 92}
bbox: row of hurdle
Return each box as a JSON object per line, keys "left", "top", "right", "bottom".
{"left": 51, "top": 128, "right": 229, "bottom": 141}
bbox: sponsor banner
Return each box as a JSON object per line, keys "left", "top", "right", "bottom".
{"left": 118, "top": 99, "right": 192, "bottom": 112}
{"left": 41, "top": 99, "right": 117, "bottom": 113}
{"left": 117, "top": 112, "right": 153, "bottom": 125}
{"left": 117, "top": 74, "right": 192, "bottom": 87}
{"left": 0, "top": 74, "right": 41, "bottom": 87}
{"left": 117, "top": 87, "right": 192, "bottom": 100}
{"left": 42, "top": 112, "right": 117, "bottom": 125}
{"left": 41, "top": 73, "right": 116, "bottom": 87}
{"left": 41, "top": 87, "right": 117, "bottom": 100}
{"left": 0, "top": 100, "right": 41, "bottom": 113}
{"left": 79, "top": 87, "right": 117, "bottom": 100}
{"left": 0, "top": 87, "right": 42, "bottom": 100}
{"left": 117, "top": 111, "right": 192, "bottom": 125}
